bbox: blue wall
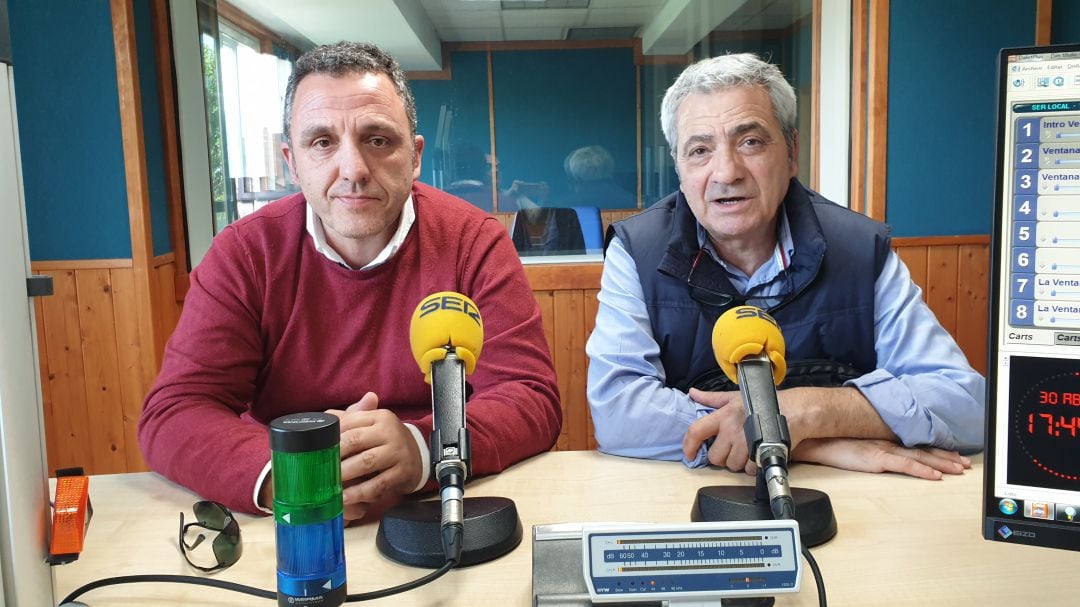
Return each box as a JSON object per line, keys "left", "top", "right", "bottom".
{"left": 1053, "top": 0, "right": 1080, "bottom": 43}
{"left": 9, "top": 0, "right": 132, "bottom": 260}
{"left": 886, "top": 0, "right": 1036, "bottom": 236}
{"left": 134, "top": 0, "right": 171, "bottom": 256}
{"left": 8, "top": 0, "right": 172, "bottom": 260}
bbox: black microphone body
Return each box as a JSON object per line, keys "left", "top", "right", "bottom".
{"left": 736, "top": 353, "right": 796, "bottom": 520}
{"left": 429, "top": 350, "right": 471, "bottom": 562}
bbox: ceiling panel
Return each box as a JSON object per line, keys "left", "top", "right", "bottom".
{"left": 500, "top": 8, "right": 588, "bottom": 28}
{"left": 420, "top": 0, "right": 502, "bottom": 10}
{"left": 427, "top": 9, "right": 504, "bottom": 28}
{"left": 588, "top": 0, "right": 665, "bottom": 8}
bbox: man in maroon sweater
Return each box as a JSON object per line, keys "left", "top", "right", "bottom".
{"left": 138, "top": 42, "right": 562, "bottom": 521}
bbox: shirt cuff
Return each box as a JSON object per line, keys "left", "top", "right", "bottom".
{"left": 404, "top": 423, "right": 431, "bottom": 493}
{"left": 680, "top": 400, "right": 714, "bottom": 468}
{"left": 253, "top": 460, "right": 273, "bottom": 515}
{"left": 846, "top": 368, "right": 930, "bottom": 447}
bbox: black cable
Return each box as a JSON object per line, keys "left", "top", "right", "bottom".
{"left": 802, "top": 545, "right": 827, "bottom": 607}
{"left": 345, "top": 558, "right": 455, "bottom": 602}
{"left": 59, "top": 559, "right": 456, "bottom": 605}
{"left": 60, "top": 574, "right": 275, "bottom": 604}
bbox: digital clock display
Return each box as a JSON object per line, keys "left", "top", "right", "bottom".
{"left": 1008, "top": 356, "right": 1080, "bottom": 491}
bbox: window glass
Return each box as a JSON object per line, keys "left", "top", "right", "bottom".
{"left": 193, "top": 1, "right": 815, "bottom": 262}
{"left": 217, "top": 22, "right": 295, "bottom": 227}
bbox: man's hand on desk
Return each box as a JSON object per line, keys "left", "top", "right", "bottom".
{"left": 684, "top": 386, "right": 902, "bottom": 475}
{"left": 682, "top": 387, "right": 830, "bottom": 473}
{"left": 327, "top": 392, "right": 425, "bottom": 524}
{"left": 792, "top": 438, "right": 971, "bottom": 480}
{"left": 683, "top": 389, "right": 754, "bottom": 473}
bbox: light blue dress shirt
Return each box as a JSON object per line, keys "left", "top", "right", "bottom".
{"left": 585, "top": 214, "right": 986, "bottom": 468}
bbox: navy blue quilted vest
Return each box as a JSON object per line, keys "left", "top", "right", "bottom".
{"left": 608, "top": 179, "right": 892, "bottom": 391}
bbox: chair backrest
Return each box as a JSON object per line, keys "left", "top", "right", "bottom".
{"left": 510, "top": 208, "right": 588, "bottom": 256}
{"left": 571, "top": 207, "right": 603, "bottom": 255}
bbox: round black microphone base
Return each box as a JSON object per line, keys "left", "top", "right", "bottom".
{"left": 690, "top": 485, "right": 838, "bottom": 547}
{"left": 376, "top": 496, "right": 522, "bottom": 568}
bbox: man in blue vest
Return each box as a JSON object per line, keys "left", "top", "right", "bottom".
{"left": 586, "top": 53, "right": 984, "bottom": 479}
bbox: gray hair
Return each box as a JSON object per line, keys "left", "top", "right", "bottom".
{"left": 564, "top": 145, "right": 615, "bottom": 182}
{"left": 282, "top": 41, "right": 417, "bottom": 144}
{"left": 660, "top": 53, "right": 797, "bottom": 160}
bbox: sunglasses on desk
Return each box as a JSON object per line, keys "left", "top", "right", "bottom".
{"left": 179, "top": 501, "right": 242, "bottom": 573}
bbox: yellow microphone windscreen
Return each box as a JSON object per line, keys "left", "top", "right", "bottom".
{"left": 410, "top": 292, "right": 484, "bottom": 382}
{"left": 711, "top": 305, "right": 787, "bottom": 385}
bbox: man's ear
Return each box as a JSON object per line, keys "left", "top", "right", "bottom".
{"left": 412, "top": 134, "right": 425, "bottom": 181}
{"left": 281, "top": 143, "right": 300, "bottom": 183}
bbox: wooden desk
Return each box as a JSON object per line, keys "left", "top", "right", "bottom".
{"left": 54, "top": 451, "right": 1076, "bottom": 606}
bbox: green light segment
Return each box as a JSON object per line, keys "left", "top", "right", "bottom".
{"left": 271, "top": 446, "right": 342, "bottom": 507}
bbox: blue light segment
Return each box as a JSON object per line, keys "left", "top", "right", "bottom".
{"left": 276, "top": 514, "right": 346, "bottom": 579}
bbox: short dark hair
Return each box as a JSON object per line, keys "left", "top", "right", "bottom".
{"left": 282, "top": 41, "right": 417, "bottom": 144}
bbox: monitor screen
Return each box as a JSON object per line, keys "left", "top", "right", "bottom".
{"left": 985, "top": 43, "right": 1080, "bottom": 551}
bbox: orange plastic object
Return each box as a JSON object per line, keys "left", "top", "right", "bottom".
{"left": 49, "top": 475, "right": 91, "bottom": 564}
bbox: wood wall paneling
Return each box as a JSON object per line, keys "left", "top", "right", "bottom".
{"left": 112, "top": 269, "right": 150, "bottom": 472}
{"left": 552, "top": 290, "right": 588, "bottom": 450}
{"left": 895, "top": 245, "right": 928, "bottom": 295}
{"left": 34, "top": 260, "right": 183, "bottom": 475}
{"left": 583, "top": 290, "right": 600, "bottom": 451}
{"left": 34, "top": 296, "right": 58, "bottom": 476}
{"left": 925, "top": 245, "right": 959, "bottom": 336}
{"left": 74, "top": 269, "right": 130, "bottom": 474}
{"left": 956, "top": 244, "right": 989, "bottom": 375}
{"left": 1036, "top": 0, "right": 1053, "bottom": 45}
{"left": 39, "top": 270, "right": 95, "bottom": 475}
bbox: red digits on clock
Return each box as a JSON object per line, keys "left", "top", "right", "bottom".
{"left": 1028, "top": 413, "right": 1080, "bottom": 437}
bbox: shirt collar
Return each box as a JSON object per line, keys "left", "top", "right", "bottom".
{"left": 696, "top": 206, "right": 796, "bottom": 285}
{"left": 305, "top": 195, "right": 415, "bottom": 270}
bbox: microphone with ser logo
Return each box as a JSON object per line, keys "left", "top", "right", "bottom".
{"left": 376, "top": 292, "right": 522, "bottom": 568}
{"left": 690, "top": 306, "right": 837, "bottom": 547}
{"left": 711, "top": 305, "right": 794, "bottom": 520}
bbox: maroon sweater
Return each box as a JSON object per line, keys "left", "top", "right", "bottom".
{"left": 139, "top": 183, "right": 562, "bottom": 513}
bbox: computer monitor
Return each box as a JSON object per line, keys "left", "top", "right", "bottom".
{"left": 984, "top": 43, "right": 1080, "bottom": 551}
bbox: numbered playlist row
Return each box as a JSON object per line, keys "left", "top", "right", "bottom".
{"left": 1012, "top": 247, "right": 1080, "bottom": 274}
{"left": 1010, "top": 300, "right": 1080, "bottom": 329}
{"left": 1013, "top": 195, "right": 1080, "bottom": 222}
{"left": 1015, "top": 142, "right": 1080, "bottom": 169}
{"left": 1013, "top": 221, "right": 1080, "bottom": 247}
{"left": 1014, "top": 169, "right": 1080, "bottom": 195}
{"left": 1012, "top": 274, "right": 1080, "bottom": 301}
{"left": 1015, "top": 115, "right": 1080, "bottom": 144}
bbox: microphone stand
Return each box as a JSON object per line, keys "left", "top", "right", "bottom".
{"left": 691, "top": 356, "right": 837, "bottom": 548}
{"left": 377, "top": 352, "right": 523, "bottom": 568}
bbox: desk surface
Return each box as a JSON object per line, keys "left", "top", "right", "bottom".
{"left": 54, "top": 451, "right": 1076, "bottom": 606}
